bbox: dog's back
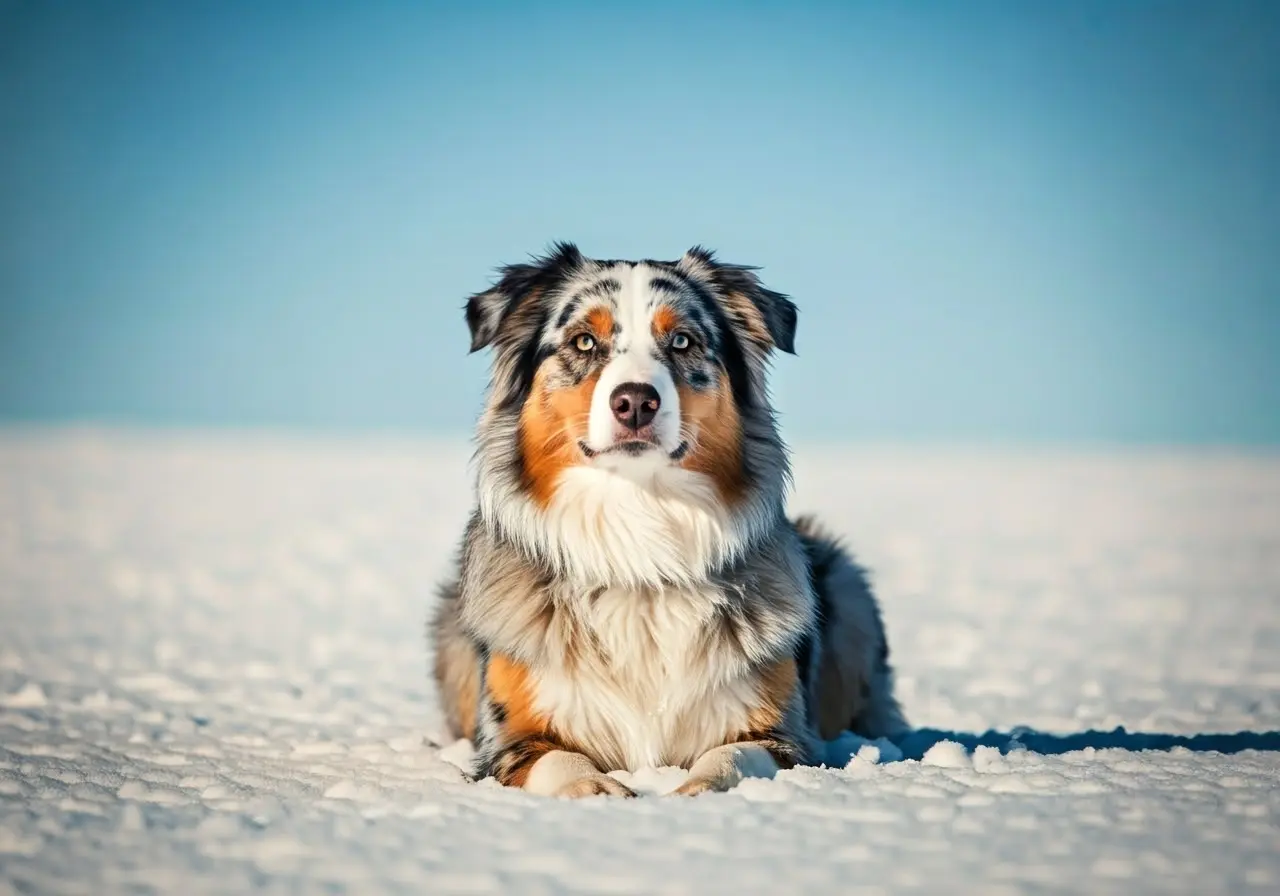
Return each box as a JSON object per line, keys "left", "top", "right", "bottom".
{"left": 791, "top": 515, "right": 906, "bottom": 740}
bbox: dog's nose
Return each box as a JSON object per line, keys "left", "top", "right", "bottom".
{"left": 610, "top": 382, "right": 661, "bottom": 432}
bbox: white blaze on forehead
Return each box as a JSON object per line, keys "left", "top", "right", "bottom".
{"left": 584, "top": 264, "right": 683, "bottom": 455}
{"left": 614, "top": 264, "right": 659, "bottom": 354}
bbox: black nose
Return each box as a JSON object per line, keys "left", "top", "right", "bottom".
{"left": 610, "top": 382, "right": 661, "bottom": 432}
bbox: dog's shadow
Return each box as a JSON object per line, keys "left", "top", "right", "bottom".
{"left": 827, "top": 725, "right": 1280, "bottom": 766}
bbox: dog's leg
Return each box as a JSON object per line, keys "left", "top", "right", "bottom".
{"left": 487, "top": 737, "right": 635, "bottom": 798}
{"left": 669, "top": 741, "right": 787, "bottom": 796}
{"left": 670, "top": 656, "right": 810, "bottom": 796}
{"left": 478, "top": 652, "right": 638, "bottom": 798}
{"left": 522, "top": 749, "right": 636, "bottom": 799}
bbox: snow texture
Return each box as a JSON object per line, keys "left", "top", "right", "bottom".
{"left": 1, "top": 429, "right": 1278, "bottom": 894}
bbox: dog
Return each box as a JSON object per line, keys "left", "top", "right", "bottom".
{"left": 429, "top": 242, "right": 906, "bottom": 797}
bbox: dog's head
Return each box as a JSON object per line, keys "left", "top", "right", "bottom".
{"left": 465, "top": 242, "right": 797, "bottom": 586}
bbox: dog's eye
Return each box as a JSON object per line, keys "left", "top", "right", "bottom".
{"left": 671, "top": 332, "right": 692, "bottom": 351}
{"left": 573, "top": 333, "right": 596, "bottom": 353}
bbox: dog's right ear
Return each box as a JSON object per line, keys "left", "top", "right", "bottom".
{"left": 465, "top": 241, "right": 585, "bottom": 353}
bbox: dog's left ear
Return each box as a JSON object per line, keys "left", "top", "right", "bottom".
{"left": 465, "top": 241, "right": 585, "bottom": 353}
{"left": 678, "top": 246, "right": 798, "bottom": 355}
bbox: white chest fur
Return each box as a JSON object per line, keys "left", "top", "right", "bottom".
{"left": 532, "top": 584, "right": 758, "bottom": 772}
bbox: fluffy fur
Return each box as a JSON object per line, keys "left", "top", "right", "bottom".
{"left": 430, "top": 242, "right": 906, "bottom": 798}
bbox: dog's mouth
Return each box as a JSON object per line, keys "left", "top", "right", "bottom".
{"left": 579, "top": 439, "right": 689, "bottom": 462}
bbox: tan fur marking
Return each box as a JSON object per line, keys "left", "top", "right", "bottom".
{"left": 487, "top": 655, "right": 577, "bottom": 788}
{"left": 746, "top": 658, "right": 799, "bottom": 733}
{"left": 585, "top": 306, "right": 614, "bottom": 343}
{"left": 677, "top": 372, "right": 748, "bottom": 503}
{"left": 519, "top": 366, "right": 599, "bottom": 507}
{"left": 651, "top": 304, "right": 680, "bottom": 338}
{"left": 486, "top": 654, "right": 550, "bottom": 736}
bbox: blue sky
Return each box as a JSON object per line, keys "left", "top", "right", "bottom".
{"left": 2, "top": 1, "right": 1277, "bottom": 443}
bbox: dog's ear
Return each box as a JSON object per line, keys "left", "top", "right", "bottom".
{"left": 677, "top": 246, "right": 798, "bottom": 356}
{"left": 465, "top": 284, "right": 518, "bottom": 354}
{"left": 465, "top": 241, "right": 585, "bottom": 353}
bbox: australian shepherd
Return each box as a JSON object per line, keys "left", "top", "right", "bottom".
{"left": 430, "top": 242, "right": 906, "bottom": 797}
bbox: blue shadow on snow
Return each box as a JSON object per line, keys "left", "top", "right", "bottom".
{"left": 870, "top": 726, "right": 1280, "bottom": 763}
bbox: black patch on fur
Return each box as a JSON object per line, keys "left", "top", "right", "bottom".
{"left": 575, "top": 278, "right": 621, "bottom": 301}
{"left": 488, "top": 695, "right": 507, "bottom": 727}
{"left": 685, "top": 303, "right": 712, "bottom": 336}
{"left": 648, "top": 276, "right": 683, "bottom": 296}
{"left": 792, "top": 630, "right": 814, "bottom": 696}
{"left": 497, "top": 319, "right": 554, "bottom": 413}
{"left": 686, "top": 368, "right": 712, "bottom": 390}
{"left": 555, "top": 298, "right": 581, "bottom": 330}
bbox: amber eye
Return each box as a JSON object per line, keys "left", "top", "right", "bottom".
{"left": 573, "top": 333, "right": 596, "bottom": 353}
{"left": 671, "top": 331, "right": 692, "bottom": 351}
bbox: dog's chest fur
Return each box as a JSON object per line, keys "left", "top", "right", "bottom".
{"left": 533, "top": 583, "right": 758, "bottom": 771}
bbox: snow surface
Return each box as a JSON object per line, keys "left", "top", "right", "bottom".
{"left": 1, "top": 429, "right": 1279, "bottom": 894}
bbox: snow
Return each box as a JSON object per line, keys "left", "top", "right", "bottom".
{"left": 1, "top": 428, "right": 1279, "bottom": 894}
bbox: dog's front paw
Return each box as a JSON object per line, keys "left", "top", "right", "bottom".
{"left": 554, "top": 775, "right": 637, "bottom": 799}
{"left": 668, "top": 776, "right": 726, "bottom": 797}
